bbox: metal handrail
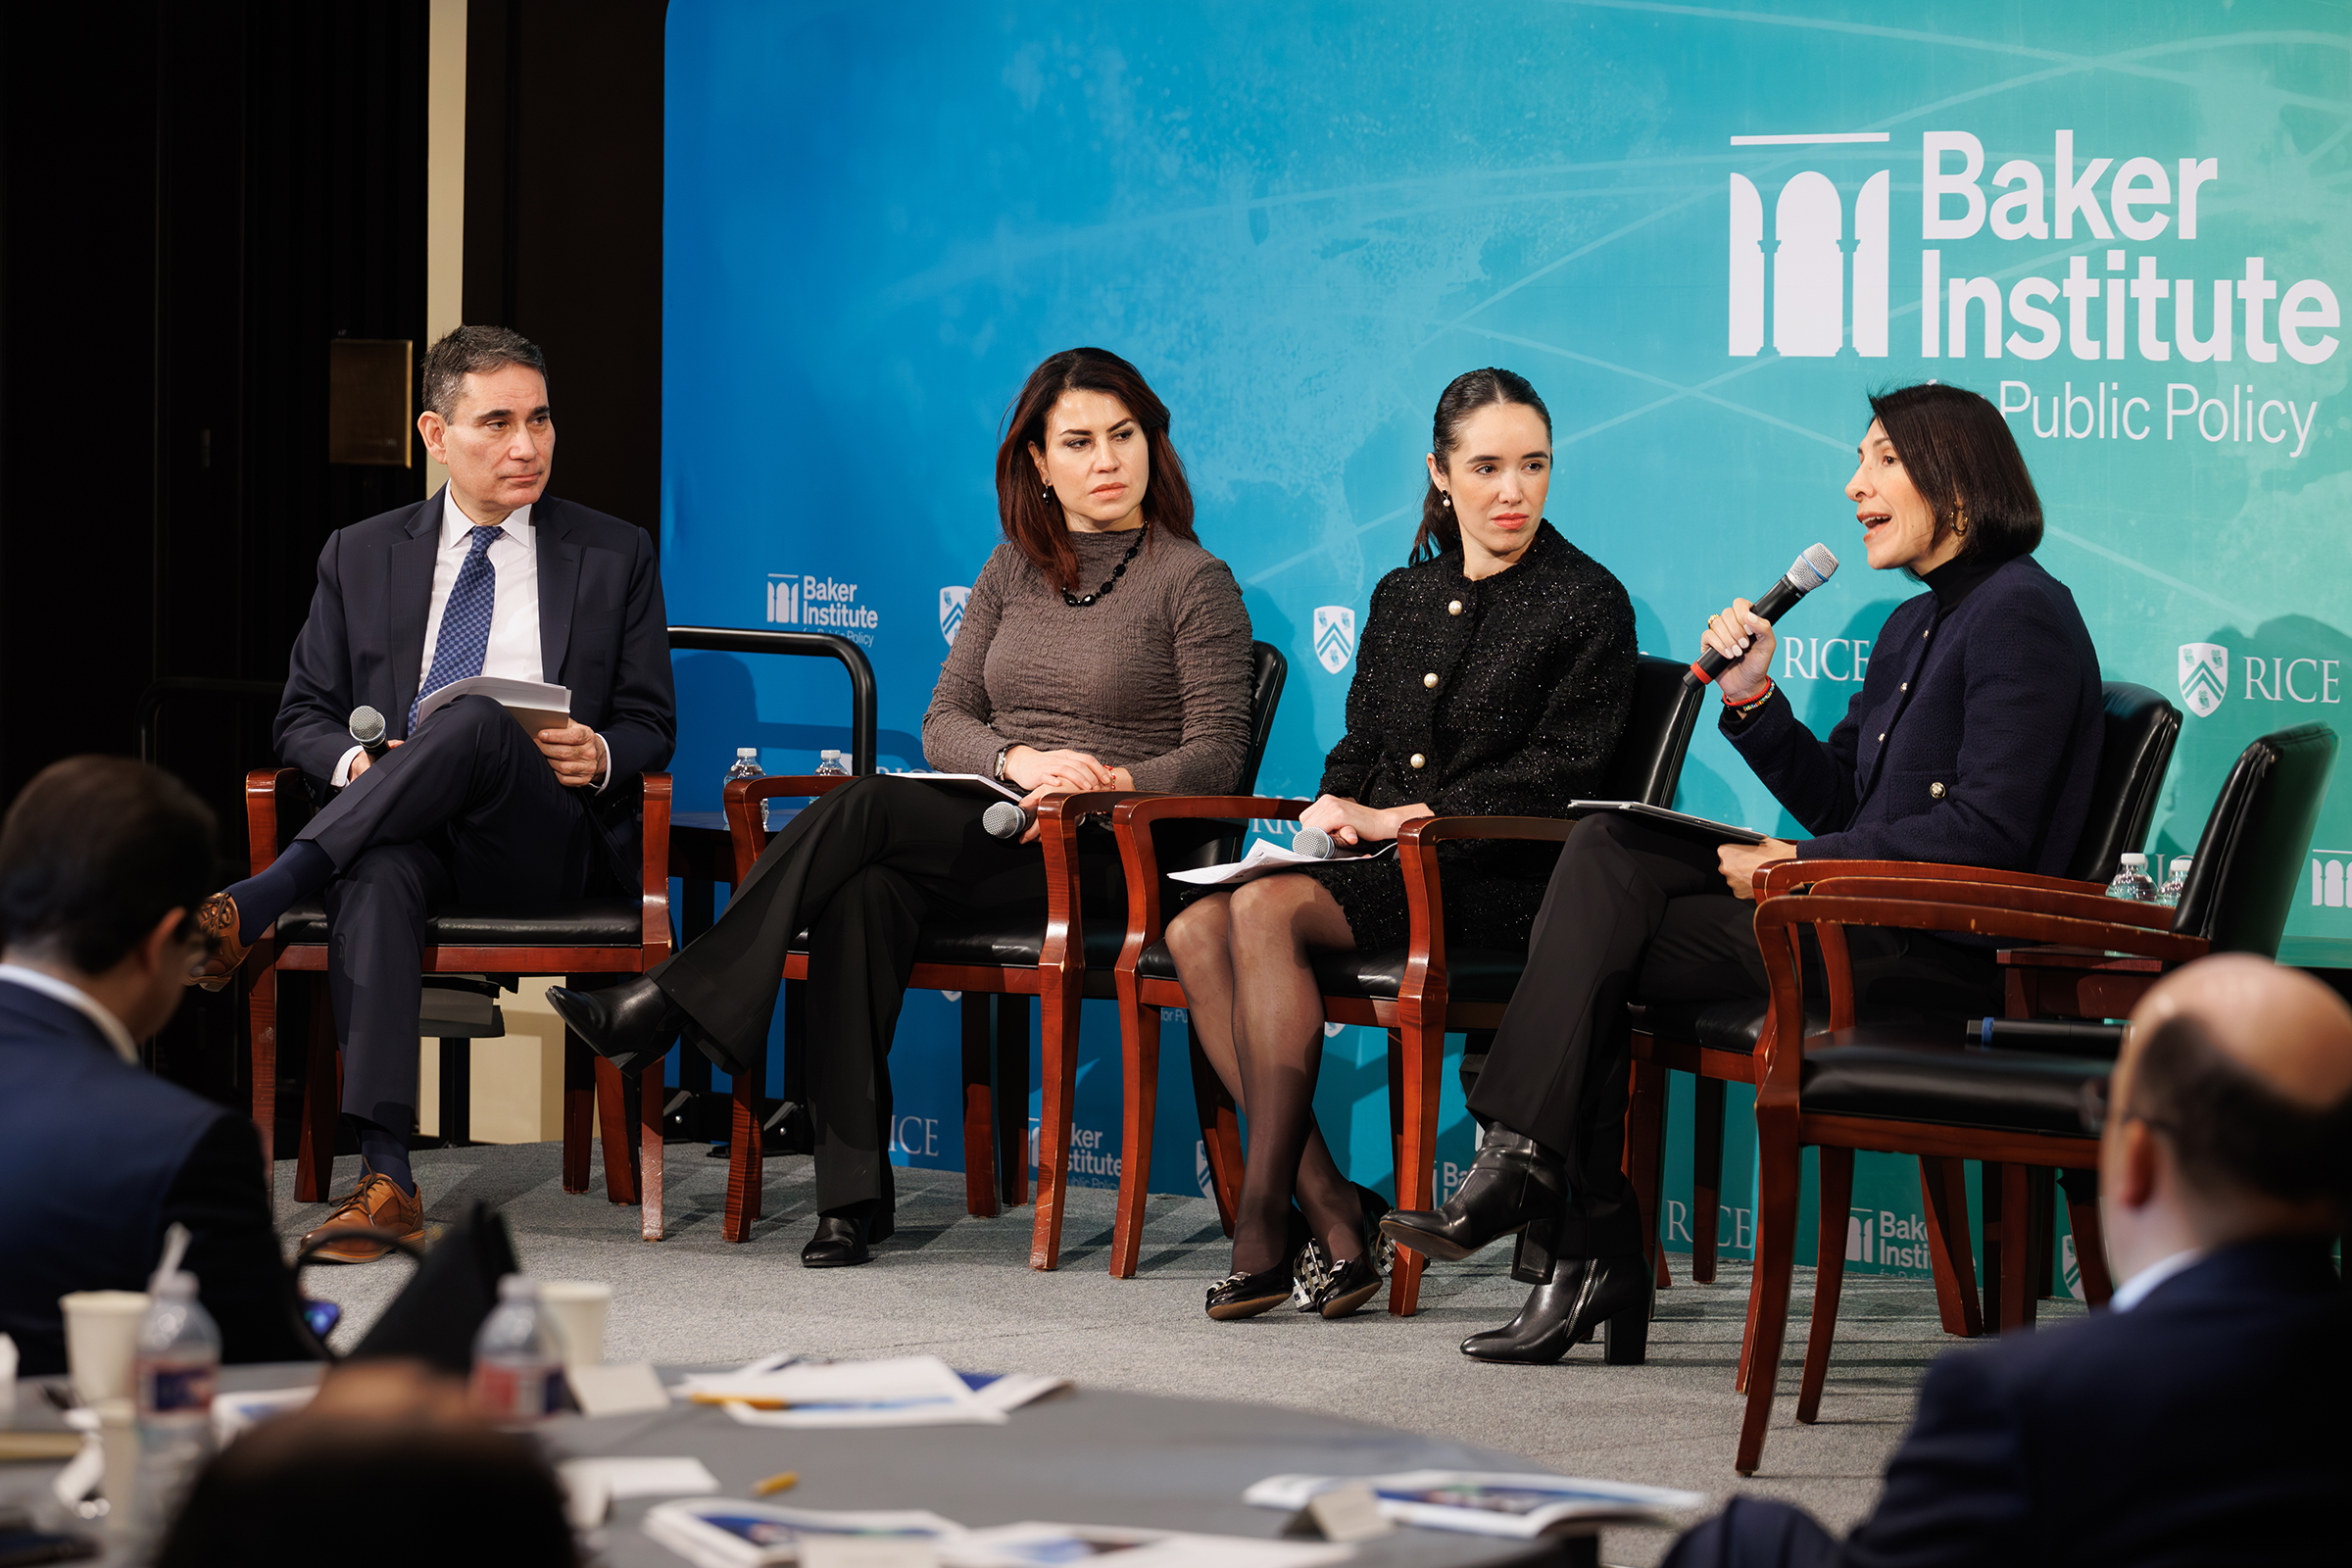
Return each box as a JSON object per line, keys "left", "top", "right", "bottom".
{"left": 134, "top": 677, "right": 286, "bottom": 764}
{"left": 667, "top": 626, "right": 878, "bottom": 776}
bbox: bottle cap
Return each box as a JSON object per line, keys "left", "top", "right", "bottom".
{"left": 497, "top": 1274, "right": 539, "bottom": 1302}
{"left": 737, "top": 748, "right": 758, "bottom": 760}
{"left": 2170, "top": 857, "right": 2192, "bottom": 870}
{"left": 820, "top": 750, "right": 839, "bottom": 760}
{"left": 153, "top": 1272, "right": 196, "bottom": 1301}
{"left": 2120, "top": 853, "right": 2148, "bottom": 868}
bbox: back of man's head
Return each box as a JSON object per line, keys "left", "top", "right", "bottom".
{"left": 0, "top": 757, "right": 216, "bottom": 974}
{"left": 2119, "top": 955, "right": 2352, "bottom": 1238}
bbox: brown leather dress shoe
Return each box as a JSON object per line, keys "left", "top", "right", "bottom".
{"left": 300, "top": 1171, "right": 425, "bottom": 1263}
{"left": 187, "top": 893, "right": 251, "bottom": 992}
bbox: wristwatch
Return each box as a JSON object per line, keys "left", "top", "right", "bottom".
{"left": 993, "top": 744, "right": 1012, "bottom": 782}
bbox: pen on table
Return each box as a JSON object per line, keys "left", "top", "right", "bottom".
{"left": 688, "top": 1392, "right": 791, "bottom": 1409}
{"left": 754, "top": 1471, "right": 800, "bottom": 1496}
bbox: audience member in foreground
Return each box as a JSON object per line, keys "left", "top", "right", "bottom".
{"left": 157, "top": 1360, "right": 575, "bottom": 1567}
{"left": 1665, "top": 954, "right": 2350, "bottom": 1567}
{"left": 1387, "top": 382, "right": 2105, "bottom": 1364}
{"left": 0, "top": 758, "right": 314, "bottom": 1373}
{"left": 188, "top": 325, "right": 676, "bottom": 1262}
{"left": 552, "top": 346, "right": 1253, "bottom": 1266}
{"left": 1174, "top": 368, "right": 1636, "bottom": 1321}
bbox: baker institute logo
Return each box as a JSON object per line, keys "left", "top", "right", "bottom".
{"left": 1313, "top": 606, "right": 1355, "bottom": 674}
{"left": 1730, "top": 167, "right": 1890, "bottom": 358}
{"left": 939, "top": 586, "right": 968, "bottom": 648}
{"left": 2179, "top": 642, "right": 2229, "bottom": 718}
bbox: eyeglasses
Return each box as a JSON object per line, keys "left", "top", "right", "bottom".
{"left": 2078, "top": 1075, "right": 2177, "bottom": 1139}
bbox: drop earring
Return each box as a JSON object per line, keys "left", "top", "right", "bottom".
{"left": 1441, "top": 493, "right": 1452, "bottom": 509}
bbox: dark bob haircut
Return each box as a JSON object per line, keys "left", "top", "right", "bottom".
{"left": 0, "top": 757, "right": 215, "bottom": 974}
{"left": 995, "top": 348, "right": 1197, "bottom": 593}
{"left": 1867, "top": 382, "right": 2043, "bottom": 565}
{"left": 1413, "top": 368, "right": 1552, "bottom": 564}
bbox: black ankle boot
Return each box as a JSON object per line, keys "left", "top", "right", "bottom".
{"left": 1378, "top": 1128, "right": 1565, "bottom": 1280}
{"left": 547, "top": 978, "right": 687, "bottom": 1073}
{"left": 1458, "top": 1252, "right": 1652, "bottom": 1366}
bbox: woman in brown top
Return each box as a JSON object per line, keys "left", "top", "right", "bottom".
{"left": 1169, "top": 368, "right": 1636, "bottom": 1321}
{"left": 553, "top": 348, "right": 1253, "bottom": 1265}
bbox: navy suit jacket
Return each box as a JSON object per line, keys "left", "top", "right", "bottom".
{"left": 1726, "top": 555, "right": 2101, "bottom": 876}
{"left": 0, "top": 983, "right": 314, "bottom": 1375}
{"left": 273, "top": 490, "right": 675, "bottom": 875}
{"left": 1838, "top": 1239, "right": 2344, "bottom": 1566}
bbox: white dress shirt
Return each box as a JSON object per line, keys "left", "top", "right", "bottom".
{"left": 333, "top": 490, "right": 608, "bottom": 788}
{"left": 2109, "top": 1245, "right": 2207, "bottom": 1311}
{"left": 0, "top": 964, "right": 137, "bottom": 1062}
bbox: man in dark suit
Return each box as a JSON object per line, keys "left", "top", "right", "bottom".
{"left": 190, "top": 325, "right": 673, "bottom": 1261}
{"left": 0, "top": 758, "right": 315, "bottom": 1374}
{"left": 1663, "top": 953, "right": 2350, "bottom": 1567}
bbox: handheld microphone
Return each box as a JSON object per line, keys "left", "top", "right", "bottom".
{"left": 349, "top": 706, "right": 390, "bottom": 755}
{"left": 982, "top": 800, "right": 1030, "bottom": 840}
{"left": 1687, "top": 543, "right": 1839, "bottom": 687}
{"left": 1292, "top": 826, "right": 1340, "bottom": 859}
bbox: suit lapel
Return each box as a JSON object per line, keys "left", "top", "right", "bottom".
{"left": 537, "top": 498, "right": 582, "bottom": 682}
{"left": 387, "top": 491, "right": 444, "bottom": 735}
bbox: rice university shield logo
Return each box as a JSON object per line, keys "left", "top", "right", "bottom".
{"left": 1730, "top": 169, "right": 1890, "bottom": 358}
{"left": 1313, "top": 606, "right": 1355, "bottom": 674}
{"left": 939, "top": 586, "right": 969, "bottom": 648}
{"left": 2180, "top": 643, "right": 2229, "bottom": 718}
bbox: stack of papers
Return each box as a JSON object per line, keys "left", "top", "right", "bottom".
{"left": 1245, "top": 1470, "right": 1707, "bottom": 1538}
{"left": 1168, "top": 838, "right": 1395, "bottom": 887}
{"left": 675, "top": 1355, "right": 1017, "bottom": 1429}
{"left": 645, "top": 1503, "right": 1353, "bottom": 1568}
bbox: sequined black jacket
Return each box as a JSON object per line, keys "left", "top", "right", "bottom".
{"left": 1321, "top": 520, "right": 1637, "bottom": 829}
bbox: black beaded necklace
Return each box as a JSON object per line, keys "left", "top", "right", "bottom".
{"left": 1063, "top": 524, "right": 1148, "bottom": 608}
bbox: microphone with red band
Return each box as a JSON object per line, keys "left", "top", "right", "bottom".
{"left": 1685, "top": 543, "right": 1840, "bottom": 688}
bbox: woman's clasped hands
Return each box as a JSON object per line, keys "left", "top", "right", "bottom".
{"left": 1298, "top": 793, "right": 1430, "bottom": 849}
{"left": 1001, "top": 744, "right": 1136, "bottom": 844}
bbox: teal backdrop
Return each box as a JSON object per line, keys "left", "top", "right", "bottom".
{"left": 659, "top": 1, "right": 2349, "bottom": 1284}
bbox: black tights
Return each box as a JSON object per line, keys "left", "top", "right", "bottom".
{"left": 1164, "top": 874, "right": 1363, "bottom": 1277}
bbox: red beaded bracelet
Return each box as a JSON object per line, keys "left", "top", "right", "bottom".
{"left": 1724, "top": 680, "right": 1775, "bottom": 719}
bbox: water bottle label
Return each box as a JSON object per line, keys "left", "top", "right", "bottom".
{"left": 140, "top": 1359, "right": 217, "bottom": 1415}
{"left": 471, "top": 1361, "right": 559, "bottom": 1422}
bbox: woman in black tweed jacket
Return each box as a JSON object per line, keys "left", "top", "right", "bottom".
{"left": 1168, "top": 369, "right": 1637, "bottom": 1321}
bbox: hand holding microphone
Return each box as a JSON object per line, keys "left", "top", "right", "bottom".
{"left": 1690, "top": 543, "right": 1839, "bottom": 698}
{"left": 347, "top": 706, "right": 400, "bottom": 780}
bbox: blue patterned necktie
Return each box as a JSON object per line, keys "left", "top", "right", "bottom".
{"left": 409, "top": 524, "right": 506, "bottom": 731}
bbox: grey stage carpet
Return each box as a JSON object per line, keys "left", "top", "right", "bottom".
{"left": 279, "top": 1142, "right": 2080, "bottom": 1568}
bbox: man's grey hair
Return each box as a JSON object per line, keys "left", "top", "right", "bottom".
{"left": 420, "top": 325, "right": 549, "bottom": 419}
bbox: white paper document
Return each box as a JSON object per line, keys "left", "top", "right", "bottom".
{"left": 680, "top": 1354, "right": 1009, "bottom": 1428}
{"left": 890, "top": 771, "right": 1025, "bottom": 801}
{"left": 644, "top": 1499, "right": 962, "bottom": 1568}
{"left": 1167, "top": 837, "right": 1396, "bottom": 887}
{"left": 416, "top": 674, "right": 572, "bottom": 736}
{"left": 946, "top": 1523, "right": 1353, "bottom": 1567}
{"left": 1245, "top": 1470, "right": 1707, "bottom": 1538}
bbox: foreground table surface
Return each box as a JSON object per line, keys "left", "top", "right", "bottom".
{"left": 7, "top": 1365, "right": 1597, "bottom": 1567}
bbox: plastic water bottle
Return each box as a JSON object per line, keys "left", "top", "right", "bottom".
{"left": 469, "top": 1275, "right": 563, "bottom": 1427}
{"left": 814, "top": 749, "right": 848, "bottom": 776}
{"left": 131, "top": 1270, "right": 219, "bottom": 1544}
{"left": 723, "top": 747, "right": 765, "bottom": 785}
{"left": 2155, "top": 856, "right": 2191, "bottom": 908}
{"left": 2105, "top": 852, "right": 2156, "bottom": 902}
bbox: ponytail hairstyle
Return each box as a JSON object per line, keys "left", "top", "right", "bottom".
{"left": 1411, "top": 368, "right": 1552, "bottom": 564}
{"left": 994, "top": 347, "right": 1198, "bottom": 593}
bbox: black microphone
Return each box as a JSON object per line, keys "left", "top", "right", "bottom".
{"left": 1687, "top": 543, "right": 1840, "bottom": 687}
{"left": 349, "top": 705, "right": 390, "bottom": 756}
{"left": 982, "top": 800, "right": 1029, "bottom": 840}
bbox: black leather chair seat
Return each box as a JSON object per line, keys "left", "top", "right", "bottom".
{"left": 1800, "top": 1025, "right": 2107, "bottom": 1137}
{"left": 275, "top": 895, "right": 646, "bottom": 948}
{"left": 907, "top": 913, "right": 1126, "bottom": 970}
{"left": 1310, "top": 945, "right": 1529, "bottom": 1004}
{"left": 1630, "top": 999, "right": 1810, "bottom": 1055}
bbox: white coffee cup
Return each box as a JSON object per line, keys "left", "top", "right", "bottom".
{"left": 60, "top": 1292, "right": 150, "bottom": 1406}
{"left": 538, "top": 1281, "right": 612, "bottom": 1368}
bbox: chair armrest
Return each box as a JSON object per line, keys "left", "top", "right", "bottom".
{"left": 1803, "top": 876, "right": 2182, "bottom": 933}
{"left": 639, "top": 772, "right": 672, "bottom": 956}
{"left": 1750, "top": 891, "right": 2207, "bottom": 1113}
{"left": 1033, "top": 790, "right": 1145, "bottom": 972}
{"left": 722, "top": 774, "right": 856, "bottom": 882}
{"left": 1108, "top": 796, "right": 1307, "bottom": 971}
{"left": 1754, "top": 858, "right": 2105, "bottom": 901}
{"left": 245, "top": 768, "right": 302, "bottom": 877}
{"left": 1390, "top": 815, "right": 1579, "bottom": 1007}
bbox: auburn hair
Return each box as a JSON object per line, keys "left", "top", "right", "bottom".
{"left": 994, "top": 348, "right": 1197, "bottom": 592}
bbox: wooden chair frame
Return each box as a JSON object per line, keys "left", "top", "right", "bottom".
{"left": 1104, "top": 793, "right": 1581, "bottom": 1314}
{"left": 239, "top": 766, "right": 675, "bottom": 1238}
{"left": 1734, "top": 882, "right": 2207, "bottom": 1475}
{"left": 718, "top": 775, "right": 1134, "bottom": 1266}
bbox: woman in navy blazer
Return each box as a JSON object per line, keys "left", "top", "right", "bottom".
{"left": 1384, "top": 382, "right": 2103, "bottom": 1365}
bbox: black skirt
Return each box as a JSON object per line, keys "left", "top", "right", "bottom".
{"left": 1302, "top": 842, "right": 1555, "bottom": 955}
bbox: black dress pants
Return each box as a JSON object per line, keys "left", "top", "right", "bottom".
{"left": 295, "top": 695, "right": 612, "bottom": 1135}
{"left": 649, "top": 775, "right": 1109, "bottom": 1214}
{"left": 1467, "top": 815, "right": 1998, "bottom": 1260}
